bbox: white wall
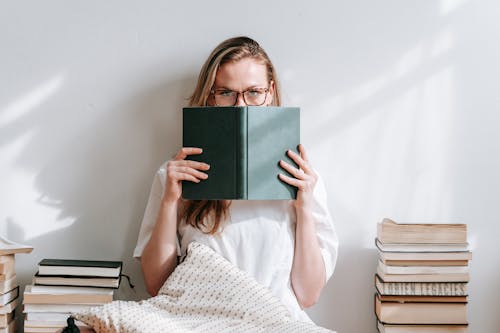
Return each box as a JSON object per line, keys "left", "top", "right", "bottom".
{"left": 1, "top": 1, "right": 499, "bottom": 332}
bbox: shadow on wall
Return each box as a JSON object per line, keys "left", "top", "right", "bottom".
{"left": 4, "top": 72, "right": 197, "bottom": 301}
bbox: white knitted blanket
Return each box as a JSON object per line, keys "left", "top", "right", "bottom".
{"left": 74, "top": 242, "right": 335, "bottom": 333}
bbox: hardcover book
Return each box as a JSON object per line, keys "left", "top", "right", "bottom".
{"left": 37, "top": 259, "right": 122, "bottom": 278}
{"left": 376, "top": 266, "right": 470, "bottom": 283}
{"left": 182, "top": 106, "right": 300, "bottom": 200}
{"left": 374, "top": 293, "right": 467, "bottom": 325}
{"left": 377, "top": 218, "right": 467, "bottom": 244}
{"left": 375, "top": 275, "right": 468, "bottom": 296}
{"left": 33, "top": 274, "right": 120, "bottom": 289}
{"left": 0, "top": 298, "right": 18, "bottom": 315}
{"left": 375, "top": 238, "right": 469, "bottom": 253}
{"left": 377, "top": 260, "right": 469, "bottom": 275}
{"left": 23, "top": 285, "right": 113, "bottom": 304}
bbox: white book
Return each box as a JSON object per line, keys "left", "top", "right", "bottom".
{"left": 378, "top": 260, "right": 470, "bottom": 275}
{"left": 0, "top": 287, "right": 18, "bottom": 306}
{"left": 0, "top": 276, "right": 17, "bottom": 294}
{"left": 26, "top": 284, "right": 113, "bottom": 295}
{"left": 24, "top": 319, "right": 88, "bottom": 328}
{"left": 0, "top": 298, "right": 18, "bottom": 315}
{"left": 375, "top": 238, "right": 469, "bottom": 253}
{"left": 26, "top": 312, "right": 74, "bottom": 322}
{"left": 23, "top": 303, "right": 102, "bottom": 313}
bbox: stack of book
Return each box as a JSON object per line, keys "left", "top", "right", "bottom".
{"left": 0, "top": 236, "right": 33, "bottom": 333}
{"left": 375, "top": 218, "right": 471, "bottom": 333}
{"left": 23, "top": 259, "right": 122, "bottom": 333}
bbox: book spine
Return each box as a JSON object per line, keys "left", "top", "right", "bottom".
{"left": 235, "top": 108, "right": 247, "bottom": 199}
{"left": 378, "top": 281, "right": 467, "bottom": 296}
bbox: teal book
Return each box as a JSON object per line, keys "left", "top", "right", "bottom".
{"left": 182, "top": 106, "right": 300, "bottom": 200}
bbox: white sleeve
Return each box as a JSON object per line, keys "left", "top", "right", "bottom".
{"left": 311, "top": 173, "right": 339, "bottom": 283}
{"left": 133, "top": 163, "right": 182, "bottom": 258}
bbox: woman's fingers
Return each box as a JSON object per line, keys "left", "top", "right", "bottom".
{"left": 170, "top": 159, "right": 210, "bottom": 171}
{"left": 168, "top": 163, "right": 209, "bottom": 181}
{"left": 278, "top": 145, "right": 317, "bottom": 195}
{"left": 174, "top": 147, "right": 203, "bottom": 160}
{"left": 169, "top": 170, "right": 204, "bottom": 183}
{"left": 279, "top": 159, "right": 306, "bottom": 180}
{"left": 278, "top": 173, "right": 302, "bottom": 188}
{"left": 286, "top": 148, "right": 312, "bottom": 175}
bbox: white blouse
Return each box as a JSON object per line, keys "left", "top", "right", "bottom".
{"left": 134, "top": 162, "right": 338, "bottom": 323}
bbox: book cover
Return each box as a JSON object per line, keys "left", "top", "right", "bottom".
{"left": 38, "top": 259, "right": 122, "bottom": 278}
{"left": 375, "top": 294, "right": 467, "bottom": 325}
{"left": 0, "top": 235, "right": 33, "bottom": 256}
{"left": 377, "top": 218, "right": 467, "bottom": 244}
{"left": 182, "top": 106, "right": 300, "bottom": 200}
{"left": 375, "top": 275, "right": 468, "bottom": 296}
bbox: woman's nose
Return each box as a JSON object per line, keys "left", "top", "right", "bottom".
{"left": 234, "top": 92, "right": 246, "bottom": 106}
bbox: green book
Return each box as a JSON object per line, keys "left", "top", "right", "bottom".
{"left": 182, "top": 106, "right": 300, "bottom": 200}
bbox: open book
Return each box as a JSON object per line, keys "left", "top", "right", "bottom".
{"left": 182, "top": 106, "right": 300, "bottom": 200}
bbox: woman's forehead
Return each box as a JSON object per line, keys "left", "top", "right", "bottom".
{"left": 215, "top": 58, "right": 268, "bottom": 89}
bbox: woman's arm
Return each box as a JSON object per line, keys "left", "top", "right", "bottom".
{"left": 140, "top": 199, "right": 180, "bottom": 296}
{"left": 278, "top": 144, "right": 326, "bottom": 308}
{"left": 140, "top": 147, "right": 209, "bottom": 296}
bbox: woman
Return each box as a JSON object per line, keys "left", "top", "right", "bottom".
{"left": 134, "top": 36, "right": 338, "bottom": 322}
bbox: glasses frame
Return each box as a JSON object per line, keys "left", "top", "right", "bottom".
{"left": 210, "top": 87, "right": 270, "bottom": 107}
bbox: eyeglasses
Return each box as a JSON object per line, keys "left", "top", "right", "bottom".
{"left": 210, "top": 87, "right": 269, "bottom": 106}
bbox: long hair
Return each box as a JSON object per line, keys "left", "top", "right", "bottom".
{"left": 183, "top": 36, "right": 282, "bottom": 234}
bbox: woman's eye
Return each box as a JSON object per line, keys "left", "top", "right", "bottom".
{"left": 247, "top": 90, "right": 260, "bottom": 96}
{"left": 219, "top": 90, "right": 234, "bottom": 97}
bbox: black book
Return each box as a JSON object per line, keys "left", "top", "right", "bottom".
{"left": 37, "top": 259, "right": 122, "bottom": 278}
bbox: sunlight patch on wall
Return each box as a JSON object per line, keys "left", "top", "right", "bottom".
{"left": 307, "top": 28, "right": 458, "bottom": 247}
{"left": 0, "top": 75, "right": 64, "bottom": 128}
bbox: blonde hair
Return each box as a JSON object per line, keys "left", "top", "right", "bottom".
{"left": 184, "top": 36, "right": 281, "bottom": 234}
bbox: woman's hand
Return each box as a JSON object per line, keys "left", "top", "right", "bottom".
{"left": 278, "top": 144, "right": 318, "bottom": 209}
{"left": 164, "top": 147, "right": 210, "bottom": 203}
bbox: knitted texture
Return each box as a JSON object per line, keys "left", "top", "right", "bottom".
{"left": 74, "top": 242, "right": 335, "bottom": 333}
